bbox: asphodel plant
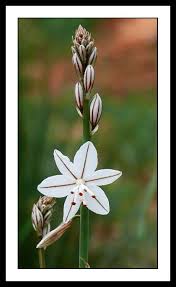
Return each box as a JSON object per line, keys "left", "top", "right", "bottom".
{"left": 34, "top": 25, "right": 122, "bottom": 268}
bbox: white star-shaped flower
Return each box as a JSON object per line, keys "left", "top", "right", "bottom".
{"left": 37, "top": 141, "right": 122, "bottom": 223}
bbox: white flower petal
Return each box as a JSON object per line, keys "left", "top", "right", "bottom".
{"left": 37, "top": 175, "right": 76, "bottom": 198}
{"left": 73, "top": 141, "right": 98, "bottom": 178}
{"left": 84, "top": 185, "right": 109, "bottom": 215}
{"left": 63, "top": 192, "right": 81, "bottom": 223}
{"left": 85, "top": 169, "right": 122, "bottom": 186}
{"left": 54, "top": 149, "right": 78, "bottom": 180}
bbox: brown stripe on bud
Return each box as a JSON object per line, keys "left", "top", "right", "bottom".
{"left": 75, "top": 82, "right": 83, "bottom": 117}
{"left": 78, "top": 45, "right": 86, "bottom": 63}
{"left": 72, "top": 53, "right": 83, "bottom": 78}
{"left": 43, "top": 210, "right": 52, "bottom": 224}
{"left": 81, "top": 38, "right": 87, "bottom": 47}
{"left": 86, "top": 41, "right": 94, "bottom": 55}
{"left": 31, "top": 204, "right": 43, "bottom": 236}
{"left": 88, "top": 47, "right": 97, "bottom": 67}
{"left": 90, "top": 93, "right": 102, "bottom": 131}
{"left": 83, "top": 65, "right": 95, "bottom": 93}
{"left": 42, "top": 223, "right": 50, "bottom": 238}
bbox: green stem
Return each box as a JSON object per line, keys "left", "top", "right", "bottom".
{"left": 38, "top": 248, "right": 46, "bottom": 268}
{"left": 79, "top": 97, "right": 90, "bottom": 268}
{"left": 83, "top": 97, "right": 90, "bottom": 140}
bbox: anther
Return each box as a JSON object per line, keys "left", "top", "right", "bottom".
{"left": 79, "top": 192, "right": 83, "bottom": 196}
{"left": 72, "top": 202, "right": 76, "bottom": 205}
{"left": 71, "top": 191, "right": 74, "bottom": 194}
{"left": 92, "top": 195, "right": 96, "bottom": 198}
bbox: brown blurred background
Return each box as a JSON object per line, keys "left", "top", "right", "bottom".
{"left": 21, "top": 19, "right": 157, "bottom": 97}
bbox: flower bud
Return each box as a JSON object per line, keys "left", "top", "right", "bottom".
{"left": 88, "top": 47, "right": 97, "bottom": 66}
{"left": 84, "top": 65, "right": 95, "bottom": 93}
{"left": 86, "top": 41, "right": 94, "bottom": 55}
{"left": 90, "top": 93, "right": 102, "bottom": 131}
{"left": 32, "top": 204, "right": 43, "bottom": 236}
{"left": 81, "top": 38, "right": 88, "bottom": 47}
{"left": 36, "top": 221, "right": 72, "bottom": 249}
{"left": 73, "top": 25, "right": 92, "bottom": 48}
{"left": 75, "top": 82, "right": 83, "bottom": 117}
{"left": 72, "top": 53, "right": 83, "bottom": 77}
{"left": 78, "top": 45, "right": 86, "bottom": 63}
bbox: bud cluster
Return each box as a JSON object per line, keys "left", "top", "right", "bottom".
{"left": 72, "top": 25, "right": 96, "bottom": 70}
{"left": 31, "top": 196, "right": 56, "bottom": 238}
{"left": 72, "top": 25, "right": 102, "bottom": 134}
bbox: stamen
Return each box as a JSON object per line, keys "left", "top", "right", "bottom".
{"left": 70, "top": 186, "right": 78, "bottom": 195}
{"left": 79, "top": 184, "right": 86, "bottom": 196}
{"left": 84, "top": 186, "right": 95, "bottom": 197}
{"left": 73, "top": 188, "right": 79, "bottom": 204}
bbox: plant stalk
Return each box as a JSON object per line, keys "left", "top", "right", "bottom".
{"left": 38, "top": 247, "right": 46, "bottom": 268}
{"left": 79, "top": 96, "right": 90, "bottom": 268}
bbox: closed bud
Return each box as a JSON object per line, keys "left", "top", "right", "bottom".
{"left": 32, "top": 204, "right": 43, "bottom": 236}
{"left": 72, "top": 53, "right": 83, "bottom": 78}
{"left": 88, "top": 47, "right": 97, "bottom": 66}
{"left": 44, "top": 210, "right": 52, "bottom": 224}
{"left": 86, "top": 41, "right": 94, "bottom": 54}
{"left": 36, "top": 221, "right": 72, "bottom": 249}
{"left": 81, "top": 38, "right": 87, "bottom": 47}
{"left": 75, "top": 82, "right": 83, "bottom": 117}
{"left": 84, "top": 65, "right": 95, "bottom": 93}
{"left": 74, "top": 25, "right": 92, "bottom": 48}
{"left": 90, "top": 93, "right": 102, "bottom": 131}
{"left": 78, "top": 45, "right": 86, "bottom": 63}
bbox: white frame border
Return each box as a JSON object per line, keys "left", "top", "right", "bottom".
{"left": 6, "top": 5, "right": 170, "bottom": 282}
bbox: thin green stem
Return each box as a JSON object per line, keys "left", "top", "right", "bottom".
{"left": 38, "top": 247, "right": 46, "bottom": 268}
{"left": 79, "top": 96, "right": 90, "bottom": 268}
{"left": 83, "top": 97, "right": 90, "bottom": 140}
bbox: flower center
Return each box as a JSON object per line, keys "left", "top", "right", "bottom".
{"left": 76, "top": 178, "right": 85, "bottom": 185}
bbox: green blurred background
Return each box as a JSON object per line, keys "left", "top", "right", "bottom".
{"left": 19, "top": 18, "right": 157, "bottom": 268}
